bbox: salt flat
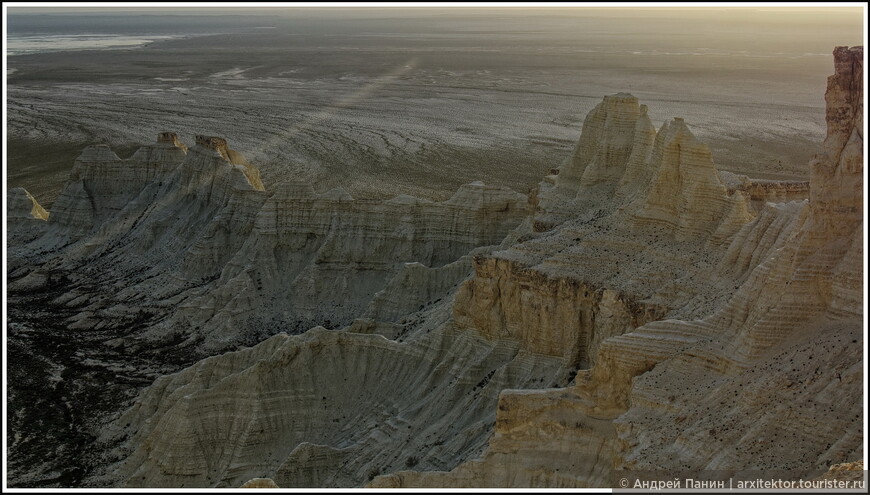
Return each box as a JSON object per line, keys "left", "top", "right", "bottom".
{"left": 7, "top": 10, "right": 858, "bottom": 207}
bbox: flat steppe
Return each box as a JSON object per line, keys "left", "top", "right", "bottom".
{"left": 6, "top": 11, "right": 849, "bottom": 207}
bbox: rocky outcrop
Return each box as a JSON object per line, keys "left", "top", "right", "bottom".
{"left": 628, "top": 117, "right": 753, "bottom": 242}
{"left": 372, "top": 46, "right": 863, "bottom": 488}
{"left": 40, "top": 133, "right": 260, "bottom": 250}
{"left": 95, "top": 323, "right": 567, "bottom": 488}
{"left": 47, "top": 137, "right": 188, "bottom": 240}
{"left": 7, "top": 187, "right": 48, "bottom": 221}
{"left": 6, "top": 129, "right": 536, "bottom": 490}
{"left": 240, "top": 478, "right": 280, "bottom": 488}
{"left": 7, "top": 46, "right": 862, "bottom": 490}
{"left": 6, "top": 187, "right": 49, "bottom": 245}
{"left": 8, "top": 130, "right": 529, "bottom": 352}
{"left": 144, "top": 180, "right": 527, "bottom": 351}
{"left": 454, "top": 255, "right": 666, "bottom": 368}
{"left": 812, "top": 461, "right": 865, "bottom": 483}
{"left": 450, "top": 87, "right": 758, "bottom": 375}
{"left": 194, "top": 135, "right": 265, "bottom": 191}
{"left": 157, "top": 131, "right": 188, "bottom": 151}
{"left": 7, "top": 133, "right": 271, "bottom": 333}
{"left": 8, "top": 126, "right": 536, "bottom": 487}
{"left": 719, "top": 171, "right": 810, "bottom": 213}
{"left": 556, "top": 93, "right": 642, "bottom": 191}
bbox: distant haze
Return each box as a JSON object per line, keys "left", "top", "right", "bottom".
{"left": 5, "top": 5, "right": 866, "bottom": 206}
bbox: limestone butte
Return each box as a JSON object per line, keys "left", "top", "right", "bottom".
{"left": 371, "top": 45, "right": 863, "bottom": 488}
{"left": 5, "top": 47, "right": 863, "bottom": 489}
{"left": 8, "top": 132, "right": 527, "bottom": 351}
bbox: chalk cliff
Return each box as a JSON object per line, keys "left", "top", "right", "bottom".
{"left": 7, "top": 127, "right": 535, "bottom": 487}
{"left": 8, "top": 130, "right": 527, "bottom": 352}
{"left": 6, "top": 47, "right": 862, "bottom": 489}
{"left": 371, "top": 45, "right": 864, "bottom": 488}
{"left": 163, "top": 180, "right": 528, "bottom": 351}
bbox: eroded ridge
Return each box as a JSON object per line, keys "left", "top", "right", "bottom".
{"left": 6, "top": 47, "right": 863, "bottom": 489}
{"left": 371, "top": 46, "right": 863, "bottom": 488}
{"left": 7, "top": 131, "right": 534, "bottom": 486}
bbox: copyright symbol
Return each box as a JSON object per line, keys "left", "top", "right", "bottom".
{"left": 620, "top": 478, "right": 630, "bottom": 488}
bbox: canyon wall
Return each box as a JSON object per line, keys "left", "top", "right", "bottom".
{"left": 6, "top": 47, "right": 862, "bottom": 489}
{"left": 371, "top": 45, "right": 864, "bottom": 488}
{"left": 8, "top": 133, "right": 527, "bottom": 353}
{"left": 6, "top": 128, "right": 535, "bottom": 487}
{"left": 166, "top": 180, "right": 528, "bottom": 351}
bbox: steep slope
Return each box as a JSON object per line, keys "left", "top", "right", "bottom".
{"left": 160, "top": 180, "right": 528, "bottom": 352}
{"left": 6, "top": 46, "right": 861, "bottom": 489}
{"left": 8, "top": 134, "right": 268, "bottom": 344}
{"left": 91, "top": 84, "right": 756, "bottom": 488}
{"left": 6, "top": 133, "right": 532, "bottom": 485}
{"left": 7, "top": 187, "right": 49, "bottom": 221}
{"left": 98, "top": 53, "right": 850, "bottom": 489}
{"left": 372, "top": 45, "right": 863, "bottom": 488}
{"left": 450, "top": 86, "right": 758, "bottom": 377}
{"left": 8, "top": 130, "right": 527, "bottom": 352}
{"left": 6, "top": 187, "right": 48, "bottom": 244}
{"left": 95, "top": 320, "right": 567, "bottom": 488}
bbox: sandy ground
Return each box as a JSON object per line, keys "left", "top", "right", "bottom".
{"left": 6, "top": 12, "right": 847, "bottom": 208}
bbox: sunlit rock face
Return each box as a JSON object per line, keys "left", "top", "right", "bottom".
{"left": 8, "top": 127, "right": 538, "bottom": 488}
{"left": 540, "top": 94, "right": 753, "bottom": 240}
{"left": 6, "top": 47, "right": 861, "bottom": 490}
{"left": 371, "top": 46, "right": 863, "bottom": 488}
{"left": 166, "top": 180, "right": 529, "bottom": 352}
{"left": 8, "top": 187, "right": 48, "bottom": 221}
{"left": 7, "top": 187, "right": 49, "bottom": 246}
{"left": 451, "top": 87, "right": 757, "bottom": 375}
{"left": 239, "top": 477, "right": 280, "bottom": 488}
{"left": 97, "top": 325, "right": 567, "bottom": 488}
{"left": 7, "top": 130, "right": 528, "bottom": 352}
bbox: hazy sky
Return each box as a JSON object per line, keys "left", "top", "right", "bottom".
{"left": 6, "top": 4, "right": 866, "bottom": 19}
{"left": 5, "top": 5, "right": 865, "bottom": 35}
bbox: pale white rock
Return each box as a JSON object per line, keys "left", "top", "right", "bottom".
{"left": 628, "top": 117, "right": 753, "bottom": 242}
{"left": 372, "top": 46, "right": 863, "bottom": 488}
{"left": 7, "top": 133, "right": 270, "bottom": 338}
{"left": 155, "top": 179, "right": 529, "bottom": 351}
{"left": 557, "top": 93, "right": 640, "bottom": 192}
{"left": 719, "top": 171, "right": 810, "bottom": 213}
{"left": 8, "top": 46, "right": 861, "bottom": 491}
{"left": 95, "top": 325, "right": 567, "bottom": 488}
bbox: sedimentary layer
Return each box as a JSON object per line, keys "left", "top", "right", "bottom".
{"left": 371, "top": 45, "right": 864, "bottom": 488}
{"left": 96, "top": 320, "right": 567, "bottom": 488}
{"left": 8, "top": 134, "right": 527, "bottom": 353}
{"left": 6, "top": 46, "right": 862, "bottom": 490}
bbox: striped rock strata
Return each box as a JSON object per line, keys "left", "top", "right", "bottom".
{"left": 371, "top": 46, "right": 863, "bottom": 488}
{"left": 8, "top": 133, "right": 527, "bottom": 353}
{"left": 7, "top": 46, "right": 861, "bottom": 490}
